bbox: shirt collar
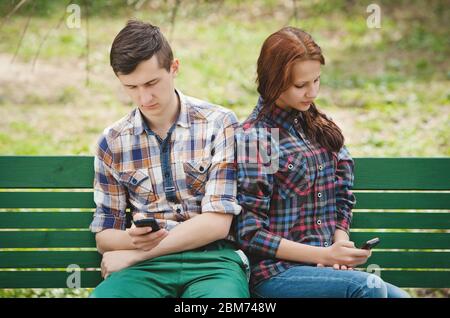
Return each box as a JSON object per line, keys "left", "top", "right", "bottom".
{"left": 252, "top": 96, "right": 303, "bottom": 131}
{"left": 132, "top": 89, "right": 190, "bottom": 135}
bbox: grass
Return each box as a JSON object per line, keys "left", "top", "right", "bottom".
{"left": 0, "top": 1, "right": 448, "bottom": 156}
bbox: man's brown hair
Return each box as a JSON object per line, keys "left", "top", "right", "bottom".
{"left": 110, "top": 20, "right": 173, "bottom": 75}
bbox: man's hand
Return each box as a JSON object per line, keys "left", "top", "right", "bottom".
{"left": 127, "top": 225, "right": 168, "bottom": 251}
{"left": 101, "top": 250, "right": 141, "bottom": 279}
{"left": 127, "top": 214, "right": 169, "bottom": 251}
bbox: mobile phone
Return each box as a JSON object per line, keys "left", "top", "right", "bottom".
{"left": 361, "top": 237, "right": 380, "bottom": 250}
{"left": 133, "top": 218, "right": 160, "bottom": 232}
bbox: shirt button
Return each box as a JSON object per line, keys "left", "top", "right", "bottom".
{"left": 176, "top": 208, "right": 181, "bottom": 213}
{"left": 318, "top": 192, "right": 322, "bottom": 198}
{"left": 288, "top": 164, "right": 294, "bottom": 170}
{"left": 199, "top": 166, "right": 204, "bottom": 172}
{"left": 324, "top": 242, "right": 329, "bottom": 247}
{"left": 165, "top": 172, "right": 170, "bottom": 178}
{"left": 317, "top": 220, "right": 322, "bottom": 225}
{"left": 318, "top": 165, "right": 323, "bottom": 171}
{"left": 294, "top": 118, "right": 299, "bottom": 124}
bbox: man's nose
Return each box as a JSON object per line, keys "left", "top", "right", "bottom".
{"left": 138, "top": 87, "right": 153, "bottom": 106}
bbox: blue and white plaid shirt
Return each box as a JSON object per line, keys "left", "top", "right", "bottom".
{"left": 90, "top": 90, "right": 241, "bottom": 234}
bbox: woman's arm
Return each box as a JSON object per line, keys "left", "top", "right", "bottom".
{"left": 334, "top": 146, "right": 356, "bottom": 234}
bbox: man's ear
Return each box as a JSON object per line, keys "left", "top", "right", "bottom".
{"left": 171, "top": 58, "right": 180, "bottom": 76}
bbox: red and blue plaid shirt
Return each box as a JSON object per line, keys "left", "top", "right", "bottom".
{"left": 236, "top": 97, "right": 356, "bottom": 286}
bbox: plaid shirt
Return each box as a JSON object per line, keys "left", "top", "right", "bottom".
{"left": 236, "top": 97, "right": 356, "bottom": 286}
{"left": 90, "top": 90, "right": 241, "bottom": 235}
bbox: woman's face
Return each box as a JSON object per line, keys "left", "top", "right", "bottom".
{"left": 275, "top": 59, "right": 321, "bottom": 112}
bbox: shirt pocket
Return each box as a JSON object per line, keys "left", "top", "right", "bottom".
{"left": 275, "top": 154, "right": 311, "bottom": 199}
{"left": 183, "top": 159, "right": 212, "bottom": 196}
{"left": 119, "top": 169, "right": 157, "bottom": 205}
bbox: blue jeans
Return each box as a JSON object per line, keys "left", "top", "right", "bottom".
{"left": 252, "top": 266, "right": 410, "bottom": 298}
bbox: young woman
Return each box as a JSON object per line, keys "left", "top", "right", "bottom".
{"left": 235, "top": 27, "right": 409, "bottom": 298}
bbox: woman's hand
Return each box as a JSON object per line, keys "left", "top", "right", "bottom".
{"left": 319, "top": 240, "right": 371, "bottom": 268}
{"left": 317, "top": 263, "right": 354, "bottom": 270}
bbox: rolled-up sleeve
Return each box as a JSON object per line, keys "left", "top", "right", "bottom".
{"left": 201, "top": 112, "right": 242, "bottom": 215}
{"left": 334, "top": 146, "right": 356, "bottom": 234}
{"left": 89, "top": 135, "right": 128, "bottom": 233}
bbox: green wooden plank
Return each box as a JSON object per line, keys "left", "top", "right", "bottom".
{"left": 1, "top": 231, "right": 448, "bottom": 249}
{"left": 0, "top": 251, "right": 101, "bottom": 268}
{"left": 1, "top": 192, "right": 448, "bottom": 209}
{"left": 0, "top": 212, "right": 94, "bottom": 229}
{"left": 0, "top": 156, "right": 94, "bottom": 189}
{"left": 352, "top": 212, "right": 450, "bottom": 229}
{"left": 363, "top": 252, "right": 450, "bottom": 268}
{"left": 353, "top": 158, "right": 450, "bottom": 190}
{"left": 0, "top": 270, "right": 102, "bottom": 288}
{"left": 379, "top": 270, "right": 450, "bottom": 288}
{"left": 0, "top": 157, "right": 449, "bottom": 190}
{"left": 1, "top": 251, "right": 449, "bottom": 269}
{"left": 2, "top": 212, "right": 448, "bottom": 233}
{"left": 0, "top": 231, "right": 96, "bottom": 248}
{"left": 1, "top": 270, "right": 448, "bottom": 289}
{"left": 354, "top": 192, "right": 450, "bottom": 210}
{"left": 0, "top": 192, "right": 95, "bottom": 208}
{"left": 350, "top": 232, "right": 450, "bottom": 249}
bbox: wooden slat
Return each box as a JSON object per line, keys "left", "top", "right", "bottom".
{"left": 0, "top": 212, "right": 448, "bottom": 230}
{"left": 353, "top": 158, "right": 450, "bottom": 190}
{"left": 0, "top": 156, "right": 93, "bottom": 188}
{"left": 378, "top": 270, "right": 450, "bottom": 288}
{"left": 0, "top": 271, "right": 102, "bottom": 288}
{"left": 350, "top": 232, "right": 450, "bottom": 249}
{"left": 0, "top": 231, "right": 96, "bottom": 248}
{"left": 352, "top": 212, "right": 450, "bottom": 229}
{"left": 0, "top": 212, "right": 94, "bottom": 229}
{"left": 1, "top": 192, "right": 448, "bottom": 209}
{"left": 0, "top": 251, "right": 101, "bottom": 268}
{"left": 354, "top": 192, "right": 450, "bottom": 210}
{"left": 0, "top": 157, "right": 449, "bottom": 190}
{"left": 0, "top": 270, "right": 447, "bottom": 289}
{"left": 1, "top": 251, "right": 449, "bottom": 269}
{"left": 0, "top": 192, "right": 94, "bottom": 208}
{"left": 1, "top": 230, "right": 448, "bottom": 249}
{"left": 364, "top": 252, "right": 450, "bottom": 268}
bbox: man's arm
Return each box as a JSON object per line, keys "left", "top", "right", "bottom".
{"left": 101, "top": 212, "right": 233, "bottom": 277}
{"left": 96, "top": 229, "right": 135, "bottom": 254}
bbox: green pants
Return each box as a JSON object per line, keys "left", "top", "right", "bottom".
{"left": 90, "top": 241, "right": 250, "bottom": 298}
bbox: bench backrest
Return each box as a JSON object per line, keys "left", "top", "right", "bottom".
{"left": 0, "top": 156, "right": 449, "bottom": 289}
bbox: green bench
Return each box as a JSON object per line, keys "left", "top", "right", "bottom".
{"left": 0, "top": 156, "right": 449, "bottom": 292}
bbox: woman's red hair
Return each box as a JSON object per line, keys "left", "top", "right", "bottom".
{"left": 256, "top": 26, "right": 344, "bottom": 153}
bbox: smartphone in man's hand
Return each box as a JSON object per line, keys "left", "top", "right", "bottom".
{"left": 133, "top": 218, "right": 160, "bottom": 232}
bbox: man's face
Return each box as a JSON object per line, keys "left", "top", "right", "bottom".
{"left": 117, "top": 55, "right": 179, "bottom": 117}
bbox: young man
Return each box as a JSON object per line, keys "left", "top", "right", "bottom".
{"left": 89, "top": 20, "right": 249, "bottom": 298}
